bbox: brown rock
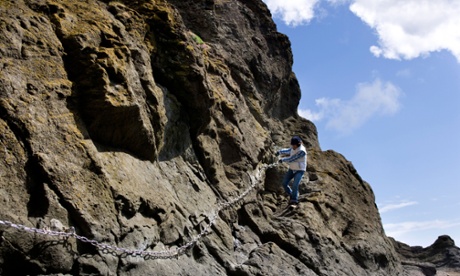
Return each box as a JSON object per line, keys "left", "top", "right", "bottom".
{"left": 0, "top": 0, "right": 407, "bottom": 275}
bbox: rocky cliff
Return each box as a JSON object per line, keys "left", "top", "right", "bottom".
{"left": 0, "top": 0, "right": 410, "bottom": 275}
{"left": 393, "top": 236, "right": 460, "bottom": 276}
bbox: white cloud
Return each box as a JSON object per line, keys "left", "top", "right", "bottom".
{"left": 298, "top": 108, "right": 323, "bottom": 121}
{"left": 384, "top": 220, "right": 460, "bottom": 242}
{"left": 262, "top": 0, "right": 319, "bottom": 26}
{"left": 350, "top": 0, "right": 460, "bottom": 62}
{"left": 299, "top": 78, "right": 402, "bottom": 134}
{"left": 378, "top": 201, "right": 418, "bottom": 214}
{"left": 263, "top": 0, "right": 460, "bottom": 62}
{"left": 326, "top": 0, "right": 351, "bottom": 5}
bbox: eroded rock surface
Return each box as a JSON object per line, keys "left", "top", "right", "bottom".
{"left": 1, "top": 0, "right": 405, "bottom": 275}
{"left": 392, "top": 235, "right": 460, "bottom": 276}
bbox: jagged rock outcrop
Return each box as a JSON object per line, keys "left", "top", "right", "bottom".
{"left": 392, "top": 235, "right": 460, "bottom": 276}
{"left": 0, "top": 0, "right": 404, "bottom": 275}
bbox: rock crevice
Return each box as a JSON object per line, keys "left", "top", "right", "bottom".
{"left": 2, "top": 0, "right": 457, "bottom": 275}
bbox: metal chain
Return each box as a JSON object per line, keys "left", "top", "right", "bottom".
{"left": 0, "top": 162, "right": 278, "bottom": 260}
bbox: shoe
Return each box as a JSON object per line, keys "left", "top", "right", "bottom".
{"left": 289, "top": 199, "right": 298, "bottom": 206}
{"left": 288, "top": 201, "right": 299, "bottom": 209}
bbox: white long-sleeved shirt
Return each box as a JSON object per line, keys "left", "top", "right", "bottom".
{"left": 278, "top": 144, "right": 307, "bottom": 171}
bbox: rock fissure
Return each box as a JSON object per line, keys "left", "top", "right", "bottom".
{"left": 238, "top": 204, "right": 312, "bottom": 266}
{"left": 1, "top": 1, "right": 458, "bottom": 275}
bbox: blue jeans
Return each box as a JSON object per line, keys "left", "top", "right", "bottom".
{"left": 282, "top": 169, "right": 304, "bottom": 202}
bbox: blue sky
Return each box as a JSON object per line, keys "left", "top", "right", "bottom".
{"left": 262, "top": 0, "right": 460, "bottom": 247}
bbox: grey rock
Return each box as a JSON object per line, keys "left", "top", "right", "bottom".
{"left": 392, "top": 235, "right": 460, "bottom": 275}
{"left": 0, "top": 0, "right": 437, "bottom": 275}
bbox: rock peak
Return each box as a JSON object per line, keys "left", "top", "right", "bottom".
{"left": 0, "top": 0, "right": 455, "bottom": 275}
{"left": 432, "top": 235, "right": 456, "bottom": 248}
{"left": 392, "top": 235, "right": 460, "bottom": 275}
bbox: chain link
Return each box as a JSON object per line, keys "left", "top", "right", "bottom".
{"left": 0, "top": 162, "right": 278, "bottom": 260}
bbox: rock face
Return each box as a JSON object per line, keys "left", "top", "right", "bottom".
{"left": 392, "top": 235, "right": 460, "bottom": 276}
{"left": 0, "top": 0, "right": 404, "bottom": 275}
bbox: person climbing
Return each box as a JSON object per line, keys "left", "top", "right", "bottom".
{"left": 275, "top": 136, "right": 307, "bottom": 207}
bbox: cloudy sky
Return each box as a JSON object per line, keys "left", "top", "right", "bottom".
{"left": 262, "top": 0, "right": 460, "bottom": 247}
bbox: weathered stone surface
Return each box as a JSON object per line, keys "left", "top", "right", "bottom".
{"left": 393, "top": 235, "right": 460, "bottom": 275}
{"left": 0, "top": 0, "right": 443, "bottom": 275}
